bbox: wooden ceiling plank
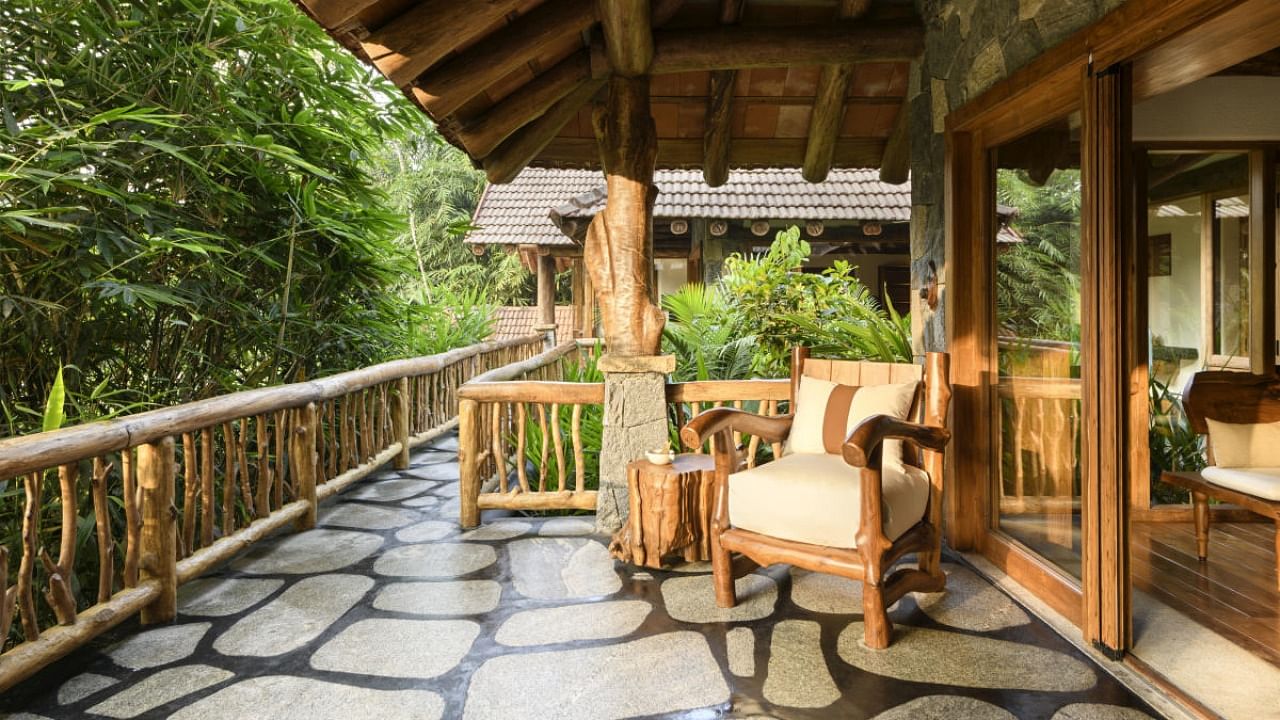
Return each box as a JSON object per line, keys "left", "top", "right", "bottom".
{"left": 415, "top": 0, "right": 598, "bottom": 118}
{"left": 878, "top": 102, "right": 910, "bottom": 184}
{"left": 456, "top": 52, "right": 592, "bottom": 158}
{"left": 651, "top": 20, "right": 923, "bottom": 74}
{"left": 302, "top": 0, "right": 380, "bottom": 28}
{"left": 483, "top": 78, "right": 607, "bottom": 184}
{"left": 597, "top": 0, "right": 654, "bottom": 77}
{"left": 702, "top": 0, "right": 746, "bottom": 187}
{"left": 364, "top": 0, "right": 526, "bottom": 88}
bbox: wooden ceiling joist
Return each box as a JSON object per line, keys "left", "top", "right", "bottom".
{"left": 482, "top": 78, "right": 606, "bottom": 184}
{"left": 702, "top": 0, "right": 746, "bottom": 188}
{"left": 803, "top": 0, "right": 873, "bottom": 183}
{"left": 363, "top": 0, "right": 525, "bottom": 88}
{"left": 598, "top": 0, "right": 655, "bottom": 77}
{"left": 650, "top": 20, "right": 923, "bottom": 73}
{"left": 455, "top": 52, "right": 593, "bottom": 159}
{"left": 878, "top": 102, "right": 911, "bottom": 184}
{"left": 301, "top": 0, "right": 379, "bottom": 28}
{"left": 413, "top": 0, "right": 599, "bottom": 119}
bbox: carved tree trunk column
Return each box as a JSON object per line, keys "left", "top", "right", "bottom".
{"left": 585, "top": 74, "right": 673, "bottom": 532}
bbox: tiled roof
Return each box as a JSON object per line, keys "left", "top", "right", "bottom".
{"left": 491, "top": 306, "right": 574, "bottom": 342}
{"left": 467, "top": 167, "right": 910, "bottom": 247}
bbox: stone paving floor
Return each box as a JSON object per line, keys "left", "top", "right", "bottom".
{"left": 0, "top": 435, "right": 1159, "bottom": 719}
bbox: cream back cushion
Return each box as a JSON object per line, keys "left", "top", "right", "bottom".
{"left": 788, "top": 375, "right": 919, "bottom": 464}
{"left": 1206, "top": 418, "right": 1280, "bottom": 467}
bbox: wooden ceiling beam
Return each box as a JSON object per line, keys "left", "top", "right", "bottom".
{"left": 455, "top": 52, "right": 593, "bottom": 159}
{"left": 363, "top": 0, "right": 525, "bottom": 88}
{"left": 802, "top": 1, "right": 875, "bottom": 183}
{"left": 878, "top": 103, "right": 910, "bottom": 185}
{"left": 413, "top": 0, "right": 598, "bottom": 119}
{"left": 597, "top": 0, "right": 654, "bottom": 77}
{"left": 702, "top": 0, "right": 746, "bottom": 188}
{"left": 651, "top": 20, "right": 923, "bottom": 73}
{"left": 301, "top": 0, "right": 380, "bottom": 28}
{"left": 482, "top": 79, "right": 606, "bottom": 184}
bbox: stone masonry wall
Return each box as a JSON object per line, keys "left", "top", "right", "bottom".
{"left": 908, "top": 0, "right": 1127, "bottom": 353}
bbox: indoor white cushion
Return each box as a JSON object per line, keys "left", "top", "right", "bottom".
{"left": 1205, "top": 418, "right": 1280, "bottom": 467}
{"left": 727, "top": 452, "right": 931, "bottom": 549}
{"left": 787, "top": 375, "right": 919, "bottom": 463}
{"left": 1200, "top": 466, "right": 1280, "bottom": 501}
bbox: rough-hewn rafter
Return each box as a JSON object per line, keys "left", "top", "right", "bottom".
{"left": 363, "top": 0, "right": 525, "bottom": 88}
{"left": 455, "top": 53, "right": 593, "bottom": 159}
{"left": 301, "top": 0, "right": 379, "bottom": 28}
{"left": 803, "top": 0, "right": 875, "bottom": 182}
{"left": 651, "top": 20, "right": 922, "bottom": 73}
{"left": 482, "top": 79, "right": 606, "bottom": 184}
{"left": 879, "top": 103, "right": 911, "bottom": 184}
{"left": 702, "top": 0, "right": 746, "bottom": 188}
{"left": 414, "top": 0, "right": 598, "bottom": 119}
{"left": 597, "top": 0, "right": 654, "bottom": 76}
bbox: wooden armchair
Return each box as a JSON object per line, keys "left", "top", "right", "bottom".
{"left": 681, "top": 348, "right": 952, "bottom": 649}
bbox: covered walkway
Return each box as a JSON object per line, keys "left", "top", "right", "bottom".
{"left": 2, "top": 435, "right": 1155, "bottom": 719}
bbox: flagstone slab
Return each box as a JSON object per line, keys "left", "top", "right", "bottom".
{"left": 433, "top": 481, "right": 461, "bottom": 498}
{"left": 462, "top": 631, "right": 729, "bottom": 720}
{"left": 507, "top": 538, "right": 621, "bottom": 599}
{"left": 495, "top": 600, "right": 651, "bottom": 646}
{"left": 344, "top": 478, "right": 434, "bottom": 502}
{"left": 178, "top": 578, "right": 283, "bottom": 617}
{"left": 86, "top": 665, "right": 232, "bottom": 719}
{"left": 537, "top": 518, "right": 595, "bottom": 536}
{"left": 837, "top": 621, "right": 1097, "bottom": 691}
{"left": 395, "top": 520, "right": 456, "bottom": 543}
{"left": 662, "top": 573, "right": 777, "bottom": 623}
{"left": 870, "top": 696, "right": 1017, "bottom": 720}
{"left": 168, "top": 676, "right": 444, "bottom": 720}
{"left": 374, "top": 542, "right": 496, "bottom": 578}
{"left": 914, "top": 564, "right": 1030, "bottom": 631}
{"left": 789, "top": 569, "right": 863, "bottom": 614}
{"left": 105, "top": 622, "right": 210, "bottom": 670}
{"left": 231, "top": 529, "right": 383, "bottom": 575}
{"left": 1052, "top": 704, "right": 1156, "bottom": 720}
{"left": 402, "top": 462, "right": 460, "bottom": 481}
{"left": 764, "top": 620, "right": 839, "bottom": 708}
{"left": 373, "top": 580, "right": 502, "bottom": 615}
{"left": 319, "top": 502, "right": 417, "bottom": 530}
{"left": 57, "top": 673, "right": 118, "bottom": 705}
{"left": 459, "top": 520, "right": 531, "bottom": 541}
{"left": 726, "top": 627, "right": 755, "bottom": 677}
{"left": 401, "top": 494, "right": 442, "bottom": 508}
{"left": 311, "top": 618, "right": 479, "bottom": 679}
{"left": 214, "top": 574, "right": 372, "bottom": 657}
{"left": 427, "top": 436, "right": 459, "bottom": 452}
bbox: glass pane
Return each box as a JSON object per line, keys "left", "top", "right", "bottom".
{"left": 1212, "top": 195, "right": 1250, "bottom": 359}
{"left": 992, "top": 112, "right": 1084, "bottom": 580}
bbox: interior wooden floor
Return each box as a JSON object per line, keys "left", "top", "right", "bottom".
{"left": 1130, "top": 520, "right": 1280, "bottom": 667}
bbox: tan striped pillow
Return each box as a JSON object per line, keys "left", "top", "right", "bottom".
{"left": 788, "top": 375, "right": 919, "bottom": 461}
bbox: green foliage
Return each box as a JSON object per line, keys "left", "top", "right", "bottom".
{"left": 661, "top": 284, "right": 755, "bottom": 382}
{"left": 1148, "top": 377, "right": 1203, "bottom": 504}
{"left": 718, "top": 226, "right": 912, "bottom": 376}
{"left": 413, "top": 287, "right": 496, "bottom": 356}
{"left": 518, "top": 346, "right": 605, "bottom": 503}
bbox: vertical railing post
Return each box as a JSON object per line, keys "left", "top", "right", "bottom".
{"left": 138, "top": 436, "right": 177, "bottom": 625}
{"left": 293, "top": 402, "right": 318, "bottom": 531}
{"left": 459, "top": 397, "right": 481, "bottom": 528}
{"left": 395, "top": 376, "right": 411, "bottom": 470}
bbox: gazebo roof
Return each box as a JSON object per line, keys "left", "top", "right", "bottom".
{"left": 467, "top": 166, "right": 911, "bottom": 247}
{"left": 291, "top": 0, "right": 922, "bottom": 184}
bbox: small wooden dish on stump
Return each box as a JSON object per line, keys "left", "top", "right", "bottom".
{"left": 609, "top": 454, "right": 716, "bottom": 569}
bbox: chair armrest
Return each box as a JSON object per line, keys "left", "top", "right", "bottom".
{"left": 680, "top": 407, "right": 794, "bottom": 449}
{"left": 842, "top": 415, "right": 950, "bottom": 469}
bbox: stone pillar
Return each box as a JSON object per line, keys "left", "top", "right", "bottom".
{"left": 596, "top": 354, "right": 675, "bottom": 532}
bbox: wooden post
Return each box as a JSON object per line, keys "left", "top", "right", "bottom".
{"left": 459, "top": 398, "right": 482, "bottom": 528}
{"left": 138, "top": 437, "right": 177, "bottom": 625}
{"left": 536, "top": 253, "right": 558, "bottom": 348}
{"left": 584, "top": 75, "right": 665, "bottom": 356}
{"left": 293, "top": 403, "right": 318, "bottom": 532}
{"left": 394, "top": 377, "right": 411, "bottom": 469}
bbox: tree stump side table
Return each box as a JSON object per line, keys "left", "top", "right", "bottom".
{"left": 609, "top": 454, "right": 716, "bottom": 569}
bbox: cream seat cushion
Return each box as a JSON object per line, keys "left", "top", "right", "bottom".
{"left": 1200, "top": 466, "right": 1280, "bottom": 501}
{"left": 727, "top": 452, "right": 931, "bottom": 549}
{"left": 1205, "top": 418, "right": 1280, "bottom": 467}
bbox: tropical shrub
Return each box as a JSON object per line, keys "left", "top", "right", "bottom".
{"left": 414, "top": 287, "right": 496, "bottom": 356}
{"left": 661, "top": 284, "right": 755, "bottom": 382}
{"left": 1148, "top": 377, "right": 1203, "bottom": 504}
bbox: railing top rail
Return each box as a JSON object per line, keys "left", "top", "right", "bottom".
{"left": 0, "top": 334, "right": 541, "bottom": 479}
{"left": 665, "top": 378, "right": 790, "bottom": 403}
{"left": 466, "top": 340, "right": 581, "bottom": 385}
{"left": 459, "top": 381, "right": 605, "bottom": 404}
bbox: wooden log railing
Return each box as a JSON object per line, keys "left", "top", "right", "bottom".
{"left": 458, "top": 341, "right": 602, "bottom": 527}
{"left": 0, "top": 334, "right": 541, "bottom": 692}
{"left": 994, "top": 377, "right": 1083, "bottom": 524}
{"left": 666, "top": 380, "right": 791, "bottom": 468}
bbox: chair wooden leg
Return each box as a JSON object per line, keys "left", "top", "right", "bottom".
{"left": 1192, "top": 491, "right": 1210, "bottom": 561}
{"left": 1274, "top": 519, "right": 1279, "bottom": 592}
{"left": 862, "top": 582, "right": 891, "bottom": 650}
{"left": 710, "top": 530, "right": 737, "bottom": 608}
